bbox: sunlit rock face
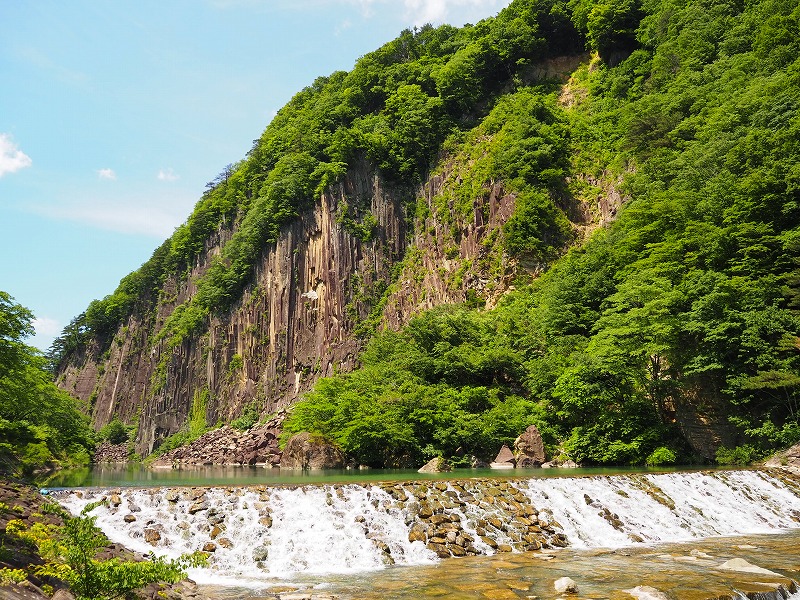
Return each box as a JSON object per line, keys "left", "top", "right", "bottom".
{"left": 56, "top": 158, "right": 528, "bottom": 456}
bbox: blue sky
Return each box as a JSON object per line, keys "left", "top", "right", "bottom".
{"left": 0, "top": 0, "right": 511, "bottom": 351}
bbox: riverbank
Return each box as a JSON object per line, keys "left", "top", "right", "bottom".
{"left": 0, "top": 478, "right": 206, "bottom": 600}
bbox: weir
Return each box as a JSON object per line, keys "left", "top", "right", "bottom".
{"left": 55, "top": 469, "right": 800, "bottom": 585}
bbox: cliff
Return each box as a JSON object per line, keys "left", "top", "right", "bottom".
{"left": 54, "top": 0, "right": 800, "bottom": 467}
{"left": 57, "top": 155, "right": 568, "bottom": 456}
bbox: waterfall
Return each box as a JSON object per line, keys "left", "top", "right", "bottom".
{"left": 55, "top": 469, "right": 800, "bottom": 583}
{"left": 520, "top": 470, "right": 800, "bottom": 548}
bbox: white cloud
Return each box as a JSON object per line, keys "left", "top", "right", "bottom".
{"left": 400, "top": 0, "right": 510, "bottom": 25}
{"left": 33, "top": 316, "right": 62, "bottom": 337}
{"left": 157, "top": 167, "right": 180, "bottom": 182}
{"left": 335, "top": 18, "right": 353, "bottom": 35}
{"left": 0, "top": 134, "right": 33, "bottom": 177}
{"left": 30, "top": 188, "right": 196, "bottom": 238}
{"left": 97, "top": 168, "right": 117, "bottom": 180}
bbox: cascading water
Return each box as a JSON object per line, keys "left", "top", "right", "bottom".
{"left": 519, "top": 470, "right": 800, "bottom": 548}
{"left": 55, "top": 469, "right": 800, "bottom": 585}
{"left": 58, "top": 485, "right": 436, "bottom": 584}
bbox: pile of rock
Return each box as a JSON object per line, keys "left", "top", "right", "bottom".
{"left": 93, "top": 440, "right": 129, "bottom": 463}
{"left": 150, "top": 424, "right": 282, "bottom": 467}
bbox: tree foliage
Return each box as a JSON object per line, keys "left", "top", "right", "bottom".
{"left": 49, "top": 0, "right": 800, "bottom": 467}
{"left": 0, "top": 292, "right": 94, "bottom": 475}
{"left": 287, "top": 0, "right": 800, "bottom": 467}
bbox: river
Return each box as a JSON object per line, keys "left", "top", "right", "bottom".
{"left": 51, "top": 468, "right": 800, "bottom": 599}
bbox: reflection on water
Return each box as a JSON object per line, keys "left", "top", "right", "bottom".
{"left": 202, "top": 531, "right": 800, "bottom": 600}
{"left": 38, "top": 463, "right": 717, "bottom": 488}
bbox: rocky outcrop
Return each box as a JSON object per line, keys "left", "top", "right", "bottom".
{"left": 56, "top": 153, "right": 556, "bottom": 459}
{"left": 491, "top": 445, "right": 516, "bottom": 468}
{"left": 57, "top": 160, "right": 412, "bottom": 457}
{"left": 150, "top": 422, "right": 282, "bottom": 467}
{"left": 764, "top": 442, "right": 800, "bottom": 474}
{"left": 383, "top": 174, "right": 520, "bottom": 327}
{"left": 514, "top": 425, "right": 546, "bottom": 467}
{"left": 280, "top": 432, "right": 345, "bottom": 469}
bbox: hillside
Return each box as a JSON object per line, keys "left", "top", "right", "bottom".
{"left": 52, "top": 0, "right": 799, "bottom": 465}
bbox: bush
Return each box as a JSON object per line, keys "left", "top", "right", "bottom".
{"left": 97, "top": 417, "right": 129, "bottom": 445}
{"left": 715, "top": 445, "right": 760, "bottom": 466}
{"left": 646, "top": 446, "right": 676, "bottom": 466}
{"left": 231, "top": 403, "right": 261, "bottom": 431}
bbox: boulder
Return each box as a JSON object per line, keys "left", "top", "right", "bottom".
{"left": 554, "top": 576, "right": 578, "bottom": 594}
{"left": 623, "top": 586, "right": 670, "bottom": 599}
{"left": 280, "top": 432, "right": 345, "bottom": 469}
{"left": 470, "top": 455, "right": 489, "bottom": 468}
{"left": 514, "top": 424, "right": 546, "bottom": 467}
{"left": 717, "top": 558, "right": 780, "bottom": 576}
{"left": 418, "top": 457, "right": 452, "bottom": 473}
{"left": 490, "top": 444, "right": 515, "bottom": 468}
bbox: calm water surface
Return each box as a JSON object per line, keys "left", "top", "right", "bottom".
{"left": 38, "top": 463, "right": 718, "bottom": 488}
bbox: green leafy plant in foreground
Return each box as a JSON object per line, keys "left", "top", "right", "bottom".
{"left": 10, "top": 502, "right": 204, "bottom": 600}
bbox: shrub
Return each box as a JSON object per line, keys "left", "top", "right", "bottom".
{"left": 646, "top": 446, "right": 676, "bottom": 466}
{"left": 715, "top": 445, "right": 760, "bottom": 466}
{"left": 97, "top": 417, "right": 129, "bottom": 445}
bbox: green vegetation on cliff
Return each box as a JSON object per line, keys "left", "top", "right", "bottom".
{"left": 50, "top": 0, "right": 583, "bottom": 368}
{"left": 52, "top": 0, "right": 799, "bottom": 467}
{"left": 286, "top": 0, "right": 800, "bottom": 466}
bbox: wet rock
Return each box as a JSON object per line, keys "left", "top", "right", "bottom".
{"left": 554, "top": 576, "right": 578, "bottom": 594}
{"left": 165, "top": 489, "right": 180, "bottom": 502}
{"left": 259, "top": 516, "right": 273, "bottom": 527}
{"left": 123, "top": 514, "right": 136, "bottom": 523}
{"left": 408, "top": 524, "right": 427, "bottom": 543}
{"left": 202, "top": 542, "right": 217, "bottom": 552}
{"left": 217, "top": 537, "right": 233, "bottom": 549}
{"left": 623, "top": 586, "right": 670, "bottom": 599}
{"left": 253, "top": 545, "right": 270, "bottom": 561}
{"left": 717, "top": 558, "right": 780, "bottom": 576}
{"left": 144, "top": 529, "right": 161, "bottom": 545}
{"left": 210, "top": 525, "right": 224, "bottom": 539}
{"left": 188, "top": 500, "right": 208, "bottom": 514}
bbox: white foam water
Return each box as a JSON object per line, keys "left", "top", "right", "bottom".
{"left": 519, "top": 470, "right": 800, "bottom": 548}
{"left": 56, "top": 470, "right": 800, "bottom": 583}
{"left": 58, "top": 485, "right": 435, "bottom": 584}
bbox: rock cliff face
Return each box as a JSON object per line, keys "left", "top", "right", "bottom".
{"left": 57, "top": 159, "right": 536, "bottom": 456}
